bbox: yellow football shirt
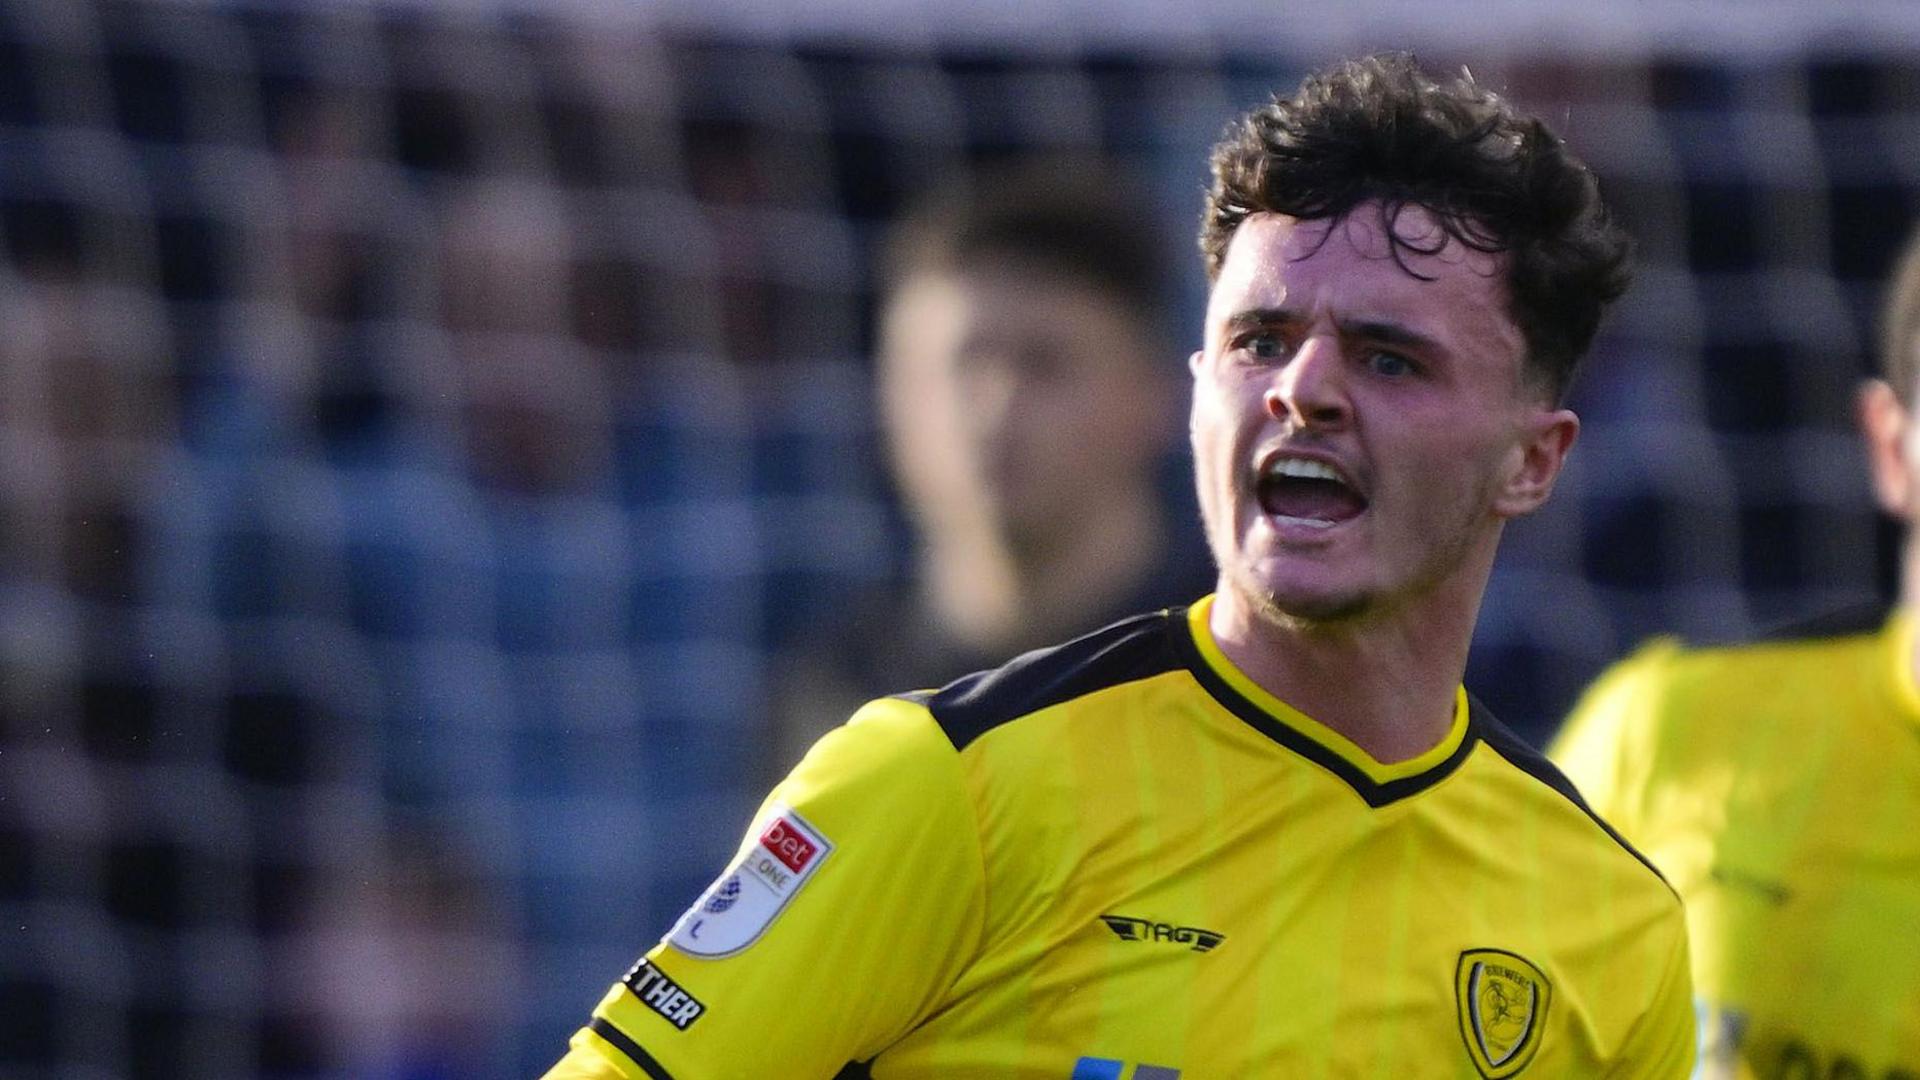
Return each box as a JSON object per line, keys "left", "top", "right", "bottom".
{"left": 550, "top": 597, "right": 1691, "bottom": 1079}
{"left": 1554, "top": 607, "right": 1920, "bottom": 1079}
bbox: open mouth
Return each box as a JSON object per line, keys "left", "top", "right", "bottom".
{"left": 1255, "top": 455, "right": 1368, "bottom": 529}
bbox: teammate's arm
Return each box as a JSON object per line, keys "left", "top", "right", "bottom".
{"left": 542, "top": 698, "right": 988, "bottom": 1079}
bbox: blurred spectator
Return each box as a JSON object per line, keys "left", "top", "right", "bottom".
{"left": 0, "top": 222, "right": 354, "bottom": 1074}
{"left": 122, "top": 36, "right": 891, "bottom": 1076}
{"left": 771, "top": 162, "right": 1215, "bottom": 774}
{"left": 143, "top": 167, "right": 755, "bottom": 1074}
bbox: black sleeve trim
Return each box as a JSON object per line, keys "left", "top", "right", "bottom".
{"left": 588, "top": 1018, "right": 677, "bottom": 1080}
{"left": 831, "top": 1060, "right": 876, "bottom": 1079}
{"left": 1170, "top": 620, "right": 1479, "bottom": 807}
{"left": 1671, "top": 600, "right": 1891, "bottom": 649}
{"left": 904, "top": 609, "right": 1185, "bottom": 752}
{"left": 1755, "top": 601, "right": 1890, "bottom": 643}
{"left": 1469, "top": 701, "right": 1676, "bottom": 896}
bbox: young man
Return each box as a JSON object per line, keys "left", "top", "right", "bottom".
{"left": 546, "top": 54, "right": 1693, "bottom": 1079}
{"left": 769, "top": 163, "right": 1214, "bottom": 778}
{"left": 1552, "top": 226, "right": 1920, "bottom": 1078}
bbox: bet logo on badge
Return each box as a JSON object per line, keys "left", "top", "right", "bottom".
{"left": 1455, "top": 949, "right": 1550, "bottom": 1078}
{"left": 666, "top": 804, "right": 834, "bottom": 958}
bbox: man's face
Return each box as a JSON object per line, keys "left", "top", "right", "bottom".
{"left": 1190, "top": 204, "right": 1576, "bottom": 625}
{"left": 881, "top": 263, "right": 1164, "bottom": 555}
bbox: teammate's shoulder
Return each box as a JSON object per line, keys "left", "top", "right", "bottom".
{"left": 1683, "top": 601, "right": 1886, "bottom": 657}
{"left": 1584, "top": 601, "right": 1884, "bottom": 689}
{"left": 1658, "top": 599, "right": 1881, "bottom": 684}
{"left": 897, "top": 608, "right": 1187, "bottom": 752}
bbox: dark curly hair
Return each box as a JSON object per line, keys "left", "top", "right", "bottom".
{"left": 1200, "top": 53, "right": 1631, "bottom": 402}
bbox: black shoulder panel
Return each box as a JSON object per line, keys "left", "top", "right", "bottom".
{"left": 1469, "top": 698, "right": 1674, "bottom": 894}
{"left": 1755, "top": 600, "right": 1891, "bottom": 643}
{"left": 1675, "top": 600, "right": 1891, "bottom": 650}
{"left": 903, "top": 609, "right": 1185, "bottom": 752}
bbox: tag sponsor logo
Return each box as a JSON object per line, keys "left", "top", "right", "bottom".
{"left": 1098, "top": 914, "right": 1225, "bottom": 953}
{"left": 1456, "top": 949, "right": 1550, "bottom": 1078}
{"left": 666, "top": 805, "right": 835, "bottom": 958}
{"left": 621, "top": 958, "right": 706, "bottom": 1030}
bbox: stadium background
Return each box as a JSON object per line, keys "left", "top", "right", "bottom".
{"left": 0, "top": 0, "right": 1906, "bottom": 1075}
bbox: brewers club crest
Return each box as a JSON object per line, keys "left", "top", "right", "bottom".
{"left": 1455, "top": 949, "right": 1550, "bottom": 1077}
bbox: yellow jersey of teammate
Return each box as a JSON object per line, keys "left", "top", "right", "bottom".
{"left": 1554, "top": 607, "right": 1920, "bottom": 1079}
{"left": 548, "top": 597, "right": 1691, "bottom": 1079}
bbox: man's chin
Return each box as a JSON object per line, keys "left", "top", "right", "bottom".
{"left": 1231, "top": 570, "right": 1375, "bottom": 629}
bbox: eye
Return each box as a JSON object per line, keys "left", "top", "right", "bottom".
{"left": 1236, "top": 330, "right": 1287, "bottom": 361}
{"left": 1014, "top": 347, "right": 1065, "bottom": 383}
{"left": 1366, "top": 350, "right": 1416, "bottom": 377}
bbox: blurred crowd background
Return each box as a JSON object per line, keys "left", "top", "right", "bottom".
{"left": 0, "top": 0, "right": 1907, "bottom": 1076}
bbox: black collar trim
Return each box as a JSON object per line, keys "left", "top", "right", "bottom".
{"left": 1168, "top": 605, "right": 1482, "bottom": 808}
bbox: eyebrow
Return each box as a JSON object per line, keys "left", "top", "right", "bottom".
{"left": 1222, "top": 306, "right": 1446, "bottom": 355}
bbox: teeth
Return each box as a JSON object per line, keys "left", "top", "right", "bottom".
{"left": 1263, "top": 457, "right": 1343, "bottom": 483}
{"left": 1272, "top": 514, "right": 1337, "bottom": 530}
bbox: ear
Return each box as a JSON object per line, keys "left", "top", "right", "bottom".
{"left": 1492, "top": 407, "right": 1580, "bottom": 519}
{"left": 1861, "top": 378, "right": 1914, "bottom": 521}
{"left": 1188, "top": 348, "right": 1206, "bottom": 376}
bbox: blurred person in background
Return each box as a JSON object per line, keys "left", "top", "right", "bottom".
{"left": 769, "top": 162, "right": 1214, "bottom": 776}
{"left": 132, "top": 67, "right": 806, "bottom": 1074}
{"left": 133, "top": 105, "right": 530, "bottom": 1079}
{"left": 545, "top": 53, "right": 1691, "bottom": 1079}
{"left": 0, "top": 13, "right": 897, "bottom": 1072}
{"left": 1552, "top": 220, "right": 1920, "bottom": 1079}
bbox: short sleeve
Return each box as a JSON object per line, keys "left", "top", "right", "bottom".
{"left": 546, "top": 697, "right": 987, "bottom": 1080}
{"left": 1604, "top": 910, "right": 1696, "bottom": 1079}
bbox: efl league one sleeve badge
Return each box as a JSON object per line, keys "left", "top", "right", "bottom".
{"left": 666, "top": 804, "right": 834, "bottom": 958}
{"left": 1455, "top": 949, "right": 1550, "bottom": 1078}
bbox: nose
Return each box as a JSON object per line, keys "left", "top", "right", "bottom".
{"left": 1263, "top": 333, "right": 1350, "bottom": 429}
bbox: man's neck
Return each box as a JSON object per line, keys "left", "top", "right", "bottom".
{"left": 1206, "top": 579, "right": 1481, "bottom": 764}
{"left": 925, "top": 495, "right": 1165, "bottom": 658}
